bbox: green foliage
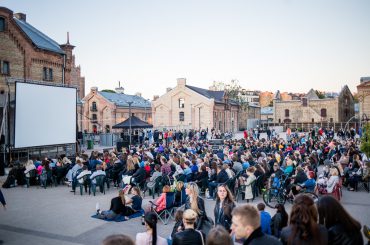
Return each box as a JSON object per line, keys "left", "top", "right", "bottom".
{"left": 101, "top": 89, "right": 116, "bottom": 93}
{"left": 315, "top": 90, "right": 326, "bottom": 99}
{"left": 221, "top": 80, "right": 249, "bottom": 109}
{"left": 361, "top": 123, "right": 370, "bottom": 158}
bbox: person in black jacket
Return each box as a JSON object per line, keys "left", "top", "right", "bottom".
{"left": 208, "top": 164, "right": 229, "bottom": 199}
{"left": 96, "top": 189, "right": 126, "bottom": 220}
{"left": 214, "top": 184, "right": 235, "bottom": 232}
{"left": 317, "top": 195, "right": 363, "bottom": 245}
{"left": 185, "top": 182, "right": 207, "bottom": 230}
{"left": 0, "top": 188, "right": 6, "bottom": 210}
{"left": 231, "top": 204, "right": 281, "bottom": 245}
{"left": 271, "top": 204, "right": 288, "bottom": 238}
{"left": 173, "top": 209, "right": 205, "bottom": 245}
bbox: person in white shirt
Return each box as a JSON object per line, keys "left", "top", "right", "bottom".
{"left": 24, "top": 160, "right": 36, "bottom": 178}
{"left": 76, "top": 165, "right": 92, "bottom": 184}
{"left": 90, "top": 164, "right": 106, "bottom": 184}
{"left": 136, "top": 212, "right": 167, "bottom": 245}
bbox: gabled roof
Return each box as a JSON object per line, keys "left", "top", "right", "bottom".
{"left": 185, "top": 85, "right": 224, "bottom": 103}
{"left": 13, "top": 17, "right": 65, "bottom": 54}
{"left": 99, "top": 92, "right": 151, "bottom": 108}
{"left": 306, "top": 89, "right": 319, "bottom": 100}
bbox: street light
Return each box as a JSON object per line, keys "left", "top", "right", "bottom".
{"left": 128, "top": 101, "right": 133, "bottom": 149}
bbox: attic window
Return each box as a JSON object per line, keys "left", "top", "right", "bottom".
{"left": 0, "top": 17, "right": 4, "bottom": 31}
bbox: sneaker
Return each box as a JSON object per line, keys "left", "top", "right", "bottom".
{"left": 206, "top": 197, "right": 214, "bottom": 200}
{"left": 96, "top": 202, "right": 100, "bottom": 214}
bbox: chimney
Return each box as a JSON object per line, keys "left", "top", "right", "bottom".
{"left": 153, "top": 95, "right": 159, "bottom": 101}
{"left": 14, "top": 13, "right": 26, "bottom": 22}
{"left": 177, "top": 78, "right": 186, "bottom": 87}
{"left": 166, "top": 87, "right": 172, "bottom": 93}
{"left": 91, "top": 87, "right": 98, "bottom": 94}
{"left": 115, "top": 81, "right": 125, "bottom": 94}
{"left": 135, "top": 92, "right": 142, "bottom": 97}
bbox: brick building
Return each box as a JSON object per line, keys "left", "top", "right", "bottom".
{"left": 152, "top": 78, "right": 248, "bottom": 132}
{"left": 0, "top": 7, "right": 85, "bottom": 98}
{"left": 82, "top": 87, "right": 151, "bottom": 133}
{"left": 357, "top": 77, "right": 370, "bottom": 122}
{"left": 273, "top": 86, "right": 355, "bottom": 124}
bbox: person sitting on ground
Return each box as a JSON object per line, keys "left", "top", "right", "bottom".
{"left": 101, "top": 234, "right": 134, "bottom": 245}
{"left": 123, "top": 186, "right": 143, "bottom": 220}
{"left": 206, "top": 225, "right": 233, "bottom": 245}
{"left": 96, "top": 189, "right": 126, "bottom": 220}
{"left": 257, "top": 203, "right": 272, "bottom": 235}
{"left": 231, "top": 204, "right": 281, "bottom": 245}
{"left": 172, "top": 209, "right": 205, "bottom": 245}
{"left": 136, "top": 212, "right": 167, "bottom": 245}
{"left": 317, "top": 195, "right": 363, "bottom": 245}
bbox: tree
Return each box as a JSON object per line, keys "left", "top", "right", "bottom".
{"left": 101, "top": 89, "right": 116, "bottom": 93}
{"left": 315, "top": 90, "right": 325, "bottom": 99}
{"left": 224, "top": 80, "right": 248, "bottom": 109}
{"left": 361, "top": 123, "right": 370, "bottom": 158}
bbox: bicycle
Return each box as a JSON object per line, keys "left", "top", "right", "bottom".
{"left": 262, "top": 175, "right": 318, "bottom": 208}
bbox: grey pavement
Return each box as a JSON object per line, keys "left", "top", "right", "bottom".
{"left": 0, "top": 178, "right": 369, "bottom": 245}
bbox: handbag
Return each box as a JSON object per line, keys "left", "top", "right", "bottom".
{"left": 200, "top": 216, "right": 214, "bottom": 236}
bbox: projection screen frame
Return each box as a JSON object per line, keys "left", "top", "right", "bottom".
{"left": 13, "top": 81, "right": 77, "bottom": 149}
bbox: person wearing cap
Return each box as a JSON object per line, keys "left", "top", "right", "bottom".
{"left": 172, "top": 209, "right": 205, "bottom": 245}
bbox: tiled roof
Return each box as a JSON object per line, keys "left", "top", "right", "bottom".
{"left": 99, "top": 92, "right": 151, "bottom": 108}
{"left": 261, "top": 107, "right": 273, "bottom": 114}
{"left": 14, "top": 17, "right": 65, "bottom": 54}
{"left": 186, "top": 85, "right": 224, "bottom": 103}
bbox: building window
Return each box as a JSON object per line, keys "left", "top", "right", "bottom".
{"left": 49, "top": 68, "right": 53, "bottom": 81}
{"left": 179, "top": 112, "right": 184, "bottom": 121}
{"left": 312, "top": 118, "right": 314, "bottom": 122}
{"left": 0, "top": 17, "right": 4, "bottom": 31}
{"left": 321, "top": 108, "right": 327, "bottom": 117}
{"left": 285, "top": 109, "right": 289, "bottom": 117}
{"left": 105, "top": 125, "right": 110, "bottom": 133}
{"left": 330, "top": 118, "right": 333, "bottom": 123}
{"left": 43, "top": 67, "right": 48, "bottom": 80}
{"left": 278, "top": 119, "right": 281, "bottom": 123}
{"left": 302, "top": 98, "right": 307, "bottom": 107}
{"left": 179, "top": 98, "right": 185, "bottom": 108}
{"left": 1, "top": 61, "right": 9, "bottom": 75}
{"left": 92, "top": 114, "right": 97, "bottom": 120}
{"left": 92, "top": 102, "right": 97, "bottom": 111}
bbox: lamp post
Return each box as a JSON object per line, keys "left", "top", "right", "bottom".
{"left": 128, "top": 101, "right": 133, "bottom": 149}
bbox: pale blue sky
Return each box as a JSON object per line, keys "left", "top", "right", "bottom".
{"left": 2, "top": 0, "right": 370, "bottom": 100}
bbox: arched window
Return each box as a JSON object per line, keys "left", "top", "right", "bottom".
{"left": 92, "top": 102, "right": 97, "bottom": 111}
{"left": 179, "top": 112, "right": 184, "bottom": 121}
{"left": 321, "top": 108, "right": 327, "bottom": 117}
{"left": 0, "top": 17, "right": 5, "bottom": 32}
{"left": 285, "top": 109, "right": 289, "bottom": 117}
{"left": 179, "top": 98, "right": 185, "bottom": 108}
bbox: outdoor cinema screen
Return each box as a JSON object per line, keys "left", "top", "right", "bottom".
{"left": 14, "top": 82, "right": 76, "bottom": 148}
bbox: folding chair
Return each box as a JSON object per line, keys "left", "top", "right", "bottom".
{"left": 149, "top": 192, "right": 176, "bottom": 225}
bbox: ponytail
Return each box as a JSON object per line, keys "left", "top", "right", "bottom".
{"left": 144, "top": 212, "right": 158, "bottom": 245}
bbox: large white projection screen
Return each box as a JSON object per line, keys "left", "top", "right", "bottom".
{"left": 14, "top": 82, "right": 76, "bottom": 148}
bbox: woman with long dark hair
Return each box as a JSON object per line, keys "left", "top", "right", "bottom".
{"left": 214, "top": 184, "right": 235, "bottom": 232}
{"left": 317, "top": 195, "right": 363, "bottom": 245}
{"left": 280, "top": 194, "right": 328, "bottom": 245}
{"left": 135, "top": 212, "right": 167, "bottom": 245}
{"left": 271, "top": 204, "right": 288, "bottom": 238}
